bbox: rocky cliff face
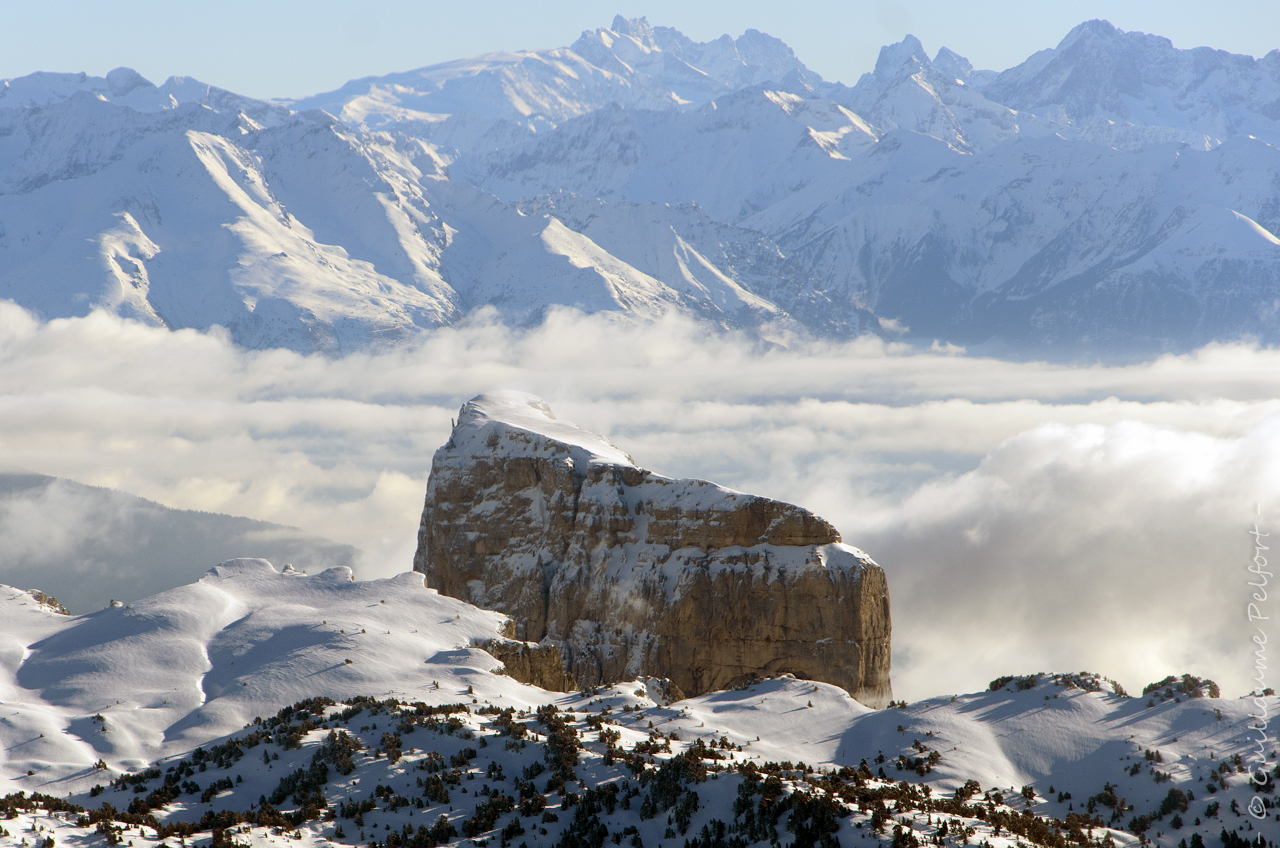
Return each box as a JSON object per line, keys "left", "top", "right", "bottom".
{"left": 477, "top": 635, "right": 578, "bottom": 692}
{"left": 414, "top": 392, "right": 892, "bottom": 707}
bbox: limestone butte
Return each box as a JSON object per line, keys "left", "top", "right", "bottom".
{"left": 414, "top": 392, "right": 892, "bottom": 707}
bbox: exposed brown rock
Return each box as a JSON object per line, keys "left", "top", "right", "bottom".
{"left": 415, "top": 392, "right": 892, "bottom": 707}
{"left": 27, "top": 590, "right": 72, "bottom": 615}
{"left": 478, "top": 637, "right": 577, "bottom": 691}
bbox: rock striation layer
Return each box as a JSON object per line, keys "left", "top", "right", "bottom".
{"left": 414, "top": 392, "right": 892, "bottom": 706}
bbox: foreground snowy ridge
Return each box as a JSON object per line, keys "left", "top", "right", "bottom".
{"left": 1, "top": 564, "right": 1276, "bottom": 848}
{"left": 3, "top": 17, "right": 1280, "bottom": 355}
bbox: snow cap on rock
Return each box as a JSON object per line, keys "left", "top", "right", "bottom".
{"left": 455, "top": 391, "right": 635, "bottom": 466}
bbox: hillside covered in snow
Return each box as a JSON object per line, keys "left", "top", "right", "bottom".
{"left": 3, "top": 17, "right": 1280, "bottom": 355}
{"left": 0, "top": 562, "right": 1274, "bottom": 848}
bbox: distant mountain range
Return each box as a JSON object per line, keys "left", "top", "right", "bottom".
{"left": 3, "top": 16, "right": 1280, "bottom": 357}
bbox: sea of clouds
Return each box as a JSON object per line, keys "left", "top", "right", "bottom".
{"left": 1, "top": 300, "right": 1277, "bottom": 702}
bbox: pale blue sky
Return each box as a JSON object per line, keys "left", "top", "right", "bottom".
{"left": 2, "top": 0, "right": 1278, "bottom": 100}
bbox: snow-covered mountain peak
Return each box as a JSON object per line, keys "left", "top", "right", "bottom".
{"left": 293, "top": 17, "right": 825, "bottom": 143}
{"left": 835, "top": 33, "right": 1027, "bottom": 154}
{"left": 931, "top": 47, "right": 975, "bottom": 85}
{"left": 608, "top": 14, "right": 658, "bottom": 48}
{"left": 0, "top": 68, "right": 290, "bottom": 125}
{"left": 570, "top": 17, "right": 820, "bottom": 106}
{"left": 983, "top": 18, "right": 1280, "bottom": 145}
{"left": 870, "top": 34, "right": 931, "bottom": 79}
{"left": 733, "top": 28, "right": 806, "bottom": 74}
{"left": 456, "top": 391, "right": 558, "bottom": 430}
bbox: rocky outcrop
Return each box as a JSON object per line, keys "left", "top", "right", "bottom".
{"left": 26, "top": 590, "right": 72, "bottom": 615}
{"left": 478, "top": 636, "right": 577, "bottom": 692}
{"left": 414, "top": 392, "right": 892, "bottom": 707}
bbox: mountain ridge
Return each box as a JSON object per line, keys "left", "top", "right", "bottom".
{"left": 412, "top": 392, "right": 892, "bottom": 706}
{"left": 2, "top": 17, "right": 1280, "bottom": 357}
{"left": 0, "top": 471, "right": 359, "bottom": 614}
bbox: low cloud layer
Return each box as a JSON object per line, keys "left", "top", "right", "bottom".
{"left": 0, "top": 473, "right": 358, "bottom": 614}
{"left": 0, "top": 301, "right": 1277, "bottom": 701}
{"left": 855, "top": 419, "right": 1279, "bottom": 700}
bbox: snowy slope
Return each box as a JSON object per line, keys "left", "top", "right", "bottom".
{"left": 455, "top": 87, "right": 876, "bottom": 222}
{"left": 1, "top": 565, "right": 1273, "bottom": 848}
{"left": 289, "top": 16, "right": 820, "bottom": 140}
{"left": 513, "top": 192, "right": 868, "bottom": 333}
{"left": 0, "top": 98, "right": 463, "bottom": 353}
{"left": 983, "top": 20, "right": 1280, "bottom": 146}
{"left": 753, "top": 132, "right": 1280, "bottom": 350}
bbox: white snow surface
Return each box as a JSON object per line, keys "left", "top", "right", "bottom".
{"left": 0, "top": 561, "right": 536, "bottom": 787}
{"left": 0, "top": 563, "right": 1271, "bottom": 848}
{"left": 6, "top": 17, "right": 1280, "bottom": 355}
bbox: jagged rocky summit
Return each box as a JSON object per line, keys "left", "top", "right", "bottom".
{"left": 413, "top": 391, "right": 892, "bottom": 707}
